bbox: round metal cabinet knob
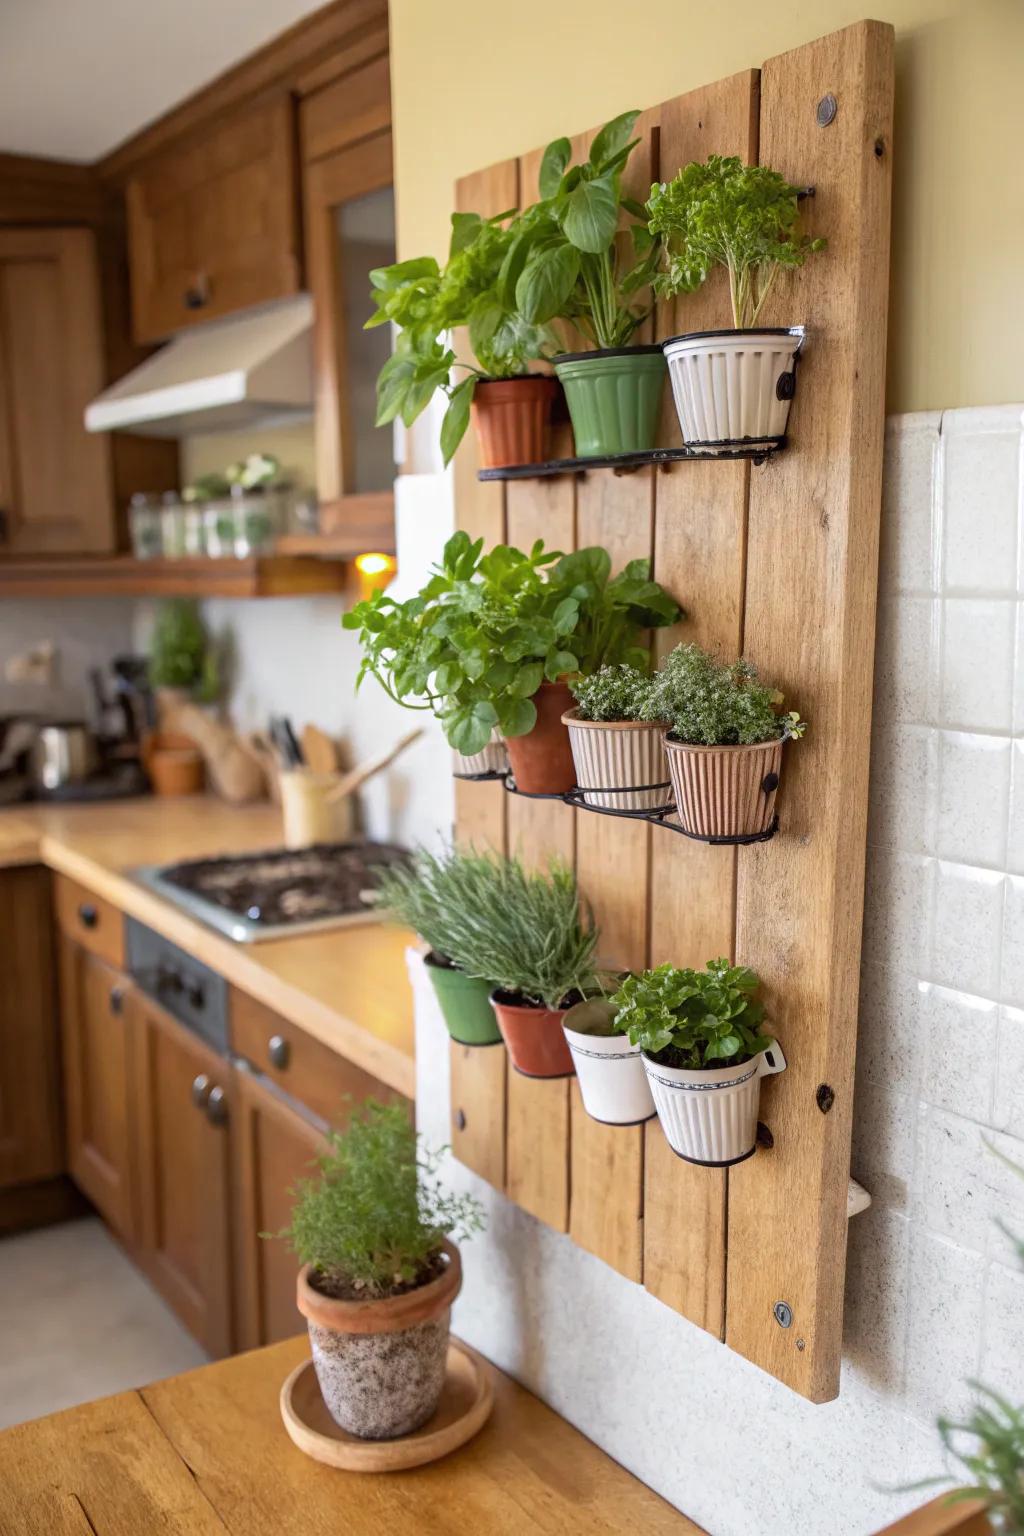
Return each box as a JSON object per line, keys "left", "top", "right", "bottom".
{"left": 78, "top": 903, "right": 98, "bottom": 929}
{"left": 191, "top": 1073, "right": 211, "bottom": 1109}
{"left": 267, "top": 1034, "right": 290, "bottom": 1070}
{"left": 206, "top": 1085, "right": 228, "bottom": 1126}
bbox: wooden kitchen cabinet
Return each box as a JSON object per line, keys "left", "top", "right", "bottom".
{"left": 0, "top": 227, "right": 115, "bottom": 555}
{"left": 133, "top": 994, "right": 234, "bottom": 1357}
{"left": 232, "top": 1066, "right": 325, "bottom": 1350}
{"left": 0, "top": 867, "right": 61, "bottom": 1191}
{"left": 58, "top": 938, "right": 138, "bottom": 1244}
{"left": 126, "top": 95, "right": 301, "bottom": 344}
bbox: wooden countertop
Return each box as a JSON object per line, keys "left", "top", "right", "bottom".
{"left": 0, "top": 797, "right": 416, "bottom": 1098}
{"left": 0, "top": 1336, "right": 703, "bottom": 1534}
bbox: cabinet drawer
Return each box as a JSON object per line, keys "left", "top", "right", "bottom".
{"left": 230, "top": 989, "right": 404, "bottom": 1128}
{"left": 54, "top": 874, "right": 125, "bottom": 969}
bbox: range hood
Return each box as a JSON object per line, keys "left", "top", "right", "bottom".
{"left": 85, "top": 294, "right": 314, "bottom": 438}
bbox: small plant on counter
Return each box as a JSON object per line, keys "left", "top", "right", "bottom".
{"left": 564, "top": 663, "right": 670, "bottom": 812}
{"left": 646, "top": 155, "right": 826, "bottom": 451}
{"left": 513, "top": 112, "right": 666, "bottom": 456}
{"left": 642, "top": 642, "right": 803, "bottom": 840}
{"left": 280, "top": 1099, "right": 484, "bottom": 1439}
{"left": 436, "top": 851, "right": 602, "bottom": 1078}
{"left": 367, "top": 210, "right": 556, "bottom": 468}
{"left": 375, "top": 848, "right": 503, "bottom": 1046}
{"left": 147, "top": 598, "right": 219, "bottom": 703}
{"left": 611, "top": 960, "right": 785, "bottom": 1165}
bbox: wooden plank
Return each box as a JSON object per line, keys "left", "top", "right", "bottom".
{"left": 643, "top": 68, "right": 760, "bottom": 1339}
{"left": 725, "top": 19, "right": 894, "bottom": 1401}
{"left": 450, "top": 1042, "right": 506, "bottom": 1190}
{"left": 872, "top": 1496, "right": 991, "bottom": 1536}
{"left": 0, "top": 556, "right": 346, "bottom": 600}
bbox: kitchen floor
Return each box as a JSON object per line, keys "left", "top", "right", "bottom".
{"left": 0, "top": 1216, "right": 207, "bottom": 1430}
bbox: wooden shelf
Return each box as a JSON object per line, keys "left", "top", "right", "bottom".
{"left": 0, "top": 555, "right": 348, "bottom": 599}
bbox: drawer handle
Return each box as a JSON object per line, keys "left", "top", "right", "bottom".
{"left": 78, "top": 902, "right": 98, "bottom": 929}
{"left": 191, "top": 1073, "right": 211, "bottom": 1109}
{"left": 267, "top": 1034, "right": 290, "bottom": 1070}
{"left": 206, "top": 1085, "right": 228, "bottom": 1127}
{"left": 109, "top": 985, "right": 124, "bottom": 1016}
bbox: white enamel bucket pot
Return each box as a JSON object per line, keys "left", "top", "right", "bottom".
{"left": 562, "top": 999, "right": 655, "bottom": 1126}
{"left": 661, "top": 327, "right": 805, "bottom": 453}
{"left": 562, "top": 710, "right": 672, "bottom": 811}
{"left": 642, "top": 1042, "right": 787, "bottom": 1165}
{"left": 452, "top": 730, "right": 508, "bottom": 778}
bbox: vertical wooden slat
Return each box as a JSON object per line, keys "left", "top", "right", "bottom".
{"left": 643, "top": 69, "right": 760, "bottom": 1337}
{"left": 449, "top": 158, "right": 517, "bottom": 1188}
{"left": 725, "top": 20, "right": 894, "bottom": 1400}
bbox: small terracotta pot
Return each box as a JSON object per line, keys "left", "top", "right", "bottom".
{"left": 471, "top": 376, "right": 559, "bottom": 469}
{"left": 296, "top": 1240, "right": 462, "bottom": 1439}
{"left": 490, "top": 990, "right": 575, "bottom": 1078}
{"left": 143, "top": 731, "right": 204, "bottom": 797}
{"left": 504, "top": 681, "right": 576, "bottom": 795}
{"left": 663, "top": 735, "right": 783, "bottom": 839}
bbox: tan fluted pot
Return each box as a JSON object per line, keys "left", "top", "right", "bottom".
{"left": 562, "top": 710, "right": 672, "bottom": 811}
{"left": 663, "top": 735, "right": 783, "bottom": 839}
{"left": 451, "top": 731, "right": 508, "bottom": 778}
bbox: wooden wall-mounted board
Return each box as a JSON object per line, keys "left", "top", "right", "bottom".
{"left": 449, "top": 19, "right": 893, "bottom": 1402}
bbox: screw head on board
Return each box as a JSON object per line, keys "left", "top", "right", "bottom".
{"left": 774, "top": 1301, "right": 793, "bottom": 1329}
{"left": 816, "top": 93, "right": 838, "bottom": 127}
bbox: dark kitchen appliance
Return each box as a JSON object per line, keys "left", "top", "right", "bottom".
{"left": 127, "top": 918, "right": 228, "bottom": 1054}
{"left": 132, "top": 840, "right": 410, "bottom": 942}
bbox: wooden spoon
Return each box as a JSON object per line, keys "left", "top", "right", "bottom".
{"left": 325, "top": 727, "right": 423, "bottom": 802}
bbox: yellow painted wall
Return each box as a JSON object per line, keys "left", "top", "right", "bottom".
{"left": 388, "top": 0, "right": 1024, "bottom": 414}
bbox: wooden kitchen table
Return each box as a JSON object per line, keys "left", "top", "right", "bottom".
{"left": 0, "top": 1336, "right": 704, "bottom": 1534}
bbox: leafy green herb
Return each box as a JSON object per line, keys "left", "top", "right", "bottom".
{"left": 642, "top": 642, "right": 804, "bottom": 747}
{"left": 342, "top": 531, "right": 679, "bottom": 756}
{"left": 611, "top": 959, "right": 774, "bottom": 1067}
{"left": 569, "top": 662, "right": 655, "bottom": 722}
{"left": 148, "top": 598, "right": 219, "bottom": 702}
{"left": 647, "top": 155, "right": 826, "bottom": 328}
{"left": 274, "top": 1100, "right": 484, "bottom": 1301}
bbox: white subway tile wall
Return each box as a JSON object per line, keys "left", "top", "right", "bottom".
{"left": 414, "top": 403, "right": 1024, "bottom": 1536}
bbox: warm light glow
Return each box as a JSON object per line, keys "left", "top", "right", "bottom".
{"left": 355, "top": 552, "right": 394, "bottom": 576}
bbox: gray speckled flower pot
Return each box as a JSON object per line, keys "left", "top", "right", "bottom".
{"left": 296, "top": 1241, "right": 462, "bottom": 1440}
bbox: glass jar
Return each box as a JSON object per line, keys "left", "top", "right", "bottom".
{"left": 203, "top": 498, "right": 239, "bottom": 558}
{"left": 128, "top": 493, "right": 162, "bottom": 559}
{"left": 182, "top": 503, "right": 206, "bottom": 557}
{"left": 231, "top": 486, "right": 278, "bottom": 556}
{"left": 160, "top": 491, "right": 187, "bottom": 559}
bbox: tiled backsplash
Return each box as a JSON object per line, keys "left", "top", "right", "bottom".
{"left": 414, "top": 402, "right": 1024, "bottom": 1536}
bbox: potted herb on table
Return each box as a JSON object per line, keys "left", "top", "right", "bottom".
{"left": 642, "top": 642, "right": 804, "bottom": 840}
{"left": 367, "top": 210, "right": 557, "bottom": 469}
{"left": 561, "top": 995, "right": 655, "bottom": 1125}
{"left": 612, "top": 960, "right": 786, "bottom": 1165}
{"left": 343, "top": 532, "right": 680, "bottom": 795}
{"left": 375, "top": 848, "right": 503, "bottom": 1046}
{"left": 277, "top": 1100, "right": 484, "bottom": 1440}
{"left": 434, "top": 852, "right": 602, "bottom": 1078}
{"left": 563, "top": 662, "right": 670, "bottom": 810}
{"left": 514, "top": 112, "right": 665, "bottom": 457}
{"left": 647, "top": 155, "right": 825, "bottom": 452}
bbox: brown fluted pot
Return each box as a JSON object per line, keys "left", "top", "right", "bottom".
{"left": 504, "top": 681, "right": 576, "bottom": 795}
{"left": 664, "top": 735, "right": 784, "bottom": 838}
{"left": 471, "top": 376, "right": 559, "bottom": 468}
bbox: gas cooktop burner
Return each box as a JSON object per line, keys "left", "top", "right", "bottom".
{"left": 133, "top": 841, "right": 410, "bottom": 943}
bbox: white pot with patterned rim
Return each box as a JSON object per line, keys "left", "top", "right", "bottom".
{"left": 642, "top": 1042, "right": 787, "bottom": 1165}
{"left": 662, "top": 327, "right": 805, "bottom": 453}
{"left": 562, "top": 999, "right": 655, "bottom": 1125}
{"left": 452, "top": 731, "right": 508, "bottom": 778}
{"left": 562, "top": 710, "right": 672, "bottom": 811}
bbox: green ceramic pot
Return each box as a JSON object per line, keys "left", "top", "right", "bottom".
{"left": 424, "top": 953, "right": 502, "bottom": 1046}
{"left": 553, "top": 345, "right": 666, "bottom": 457}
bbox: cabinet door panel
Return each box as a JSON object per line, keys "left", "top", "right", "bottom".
{"left": 0, "top": 867, "right": 61, "bottom": 1189}
{"left": 59, "top": 940, "right": 137, "bottom": 1242}
{"left": 134, "top": 997, "right": 233, "bottom": 1357}
{"left": 0, "top": 228, "right": 113, "bottom": 555}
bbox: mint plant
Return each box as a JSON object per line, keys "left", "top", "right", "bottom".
{"left": 647, "top": 155, "right": 825, "bottom": 328}
{"left": 611, "top": 959, "right": 774, "bottom": 1068}
{"left": 642, "top": 642, "right": 804, "bottom": 746}
{"left": 569, "top": 662, "right": 654, "bottom": 722}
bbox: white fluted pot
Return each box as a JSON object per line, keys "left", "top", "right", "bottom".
{"left": 562, "top": 999, "right": 655, "bottom": 1126}
{"left": 452, "top": 731, "right": 508, "bottom": 778}
{"left": 662, "top": 327, "right": 804, "bottom": 452}
{"left": 664, "top": 736, "right": 783, "bottom": 839}
{"left": 643, "top": 1044, "right": 787, "bottom": 1165}
{"left": 562, "top": 710, "right": 672, "bottom": 811}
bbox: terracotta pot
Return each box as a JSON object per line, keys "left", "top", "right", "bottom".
{"left": 663, "top": 735, "right": 784, "bottom": 839}
{"left": 504, "top": 681, "right": 576, "bottom": 795}
{"left": 471, "top": 376, "right": 559, "bottom": 468}
{"left": 562, "top": 709, "right": 671, "bottom": 810}
{"left": 490, "top": 989, "right": 575, "bottom": 1078}
{"left": 297, "top": 1239, "right": 462, "bottom": 1439}
{"left": 143, "top": 730, "right": 204, "bottom": 797}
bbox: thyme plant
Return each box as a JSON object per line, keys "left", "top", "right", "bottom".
{"left": 569, "top": 662, "right": 654, "bottom": 722}
{"left": 642, "top": 642, "right": 804, "bottom": 746}
{"left": 278, "top": 1100, "right": 484, "bottom": 1300}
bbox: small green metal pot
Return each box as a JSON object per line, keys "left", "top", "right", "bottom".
{"left": 424, "top": 952, "right": 502, "bottom": 1046}
{"left": 553, "top": 345, "right": 666, "bottom": 457}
